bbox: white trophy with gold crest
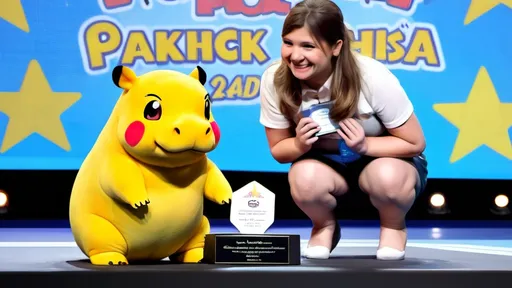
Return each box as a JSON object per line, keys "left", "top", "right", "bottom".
{"left": 203, "top": 181, "right": 301, "bottom": 265}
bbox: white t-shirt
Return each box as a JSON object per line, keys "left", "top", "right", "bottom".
{"left": 259, "top": 52, "right": 414, "bottom": 138}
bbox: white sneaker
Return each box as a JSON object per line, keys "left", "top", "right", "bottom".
{"left": 376, "top": 247, "right": 405, "bottom": 260}
{"left": 303, "top": 246, "right": 330, "bottom": 259}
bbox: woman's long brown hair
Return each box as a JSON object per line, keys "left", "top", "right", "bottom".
{"left": 273, "top": 0, "right": 362, "bottom": 127}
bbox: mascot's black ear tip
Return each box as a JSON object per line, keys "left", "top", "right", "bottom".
{"left": 196, "top": 66, "right": 207, "bottom": 86}
{"left": 112, "top": 65, "right": 123, "bottom": 87}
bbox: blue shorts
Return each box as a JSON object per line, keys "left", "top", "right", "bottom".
{"left": 293, "top": 150, "right": 428, "bottom": 198}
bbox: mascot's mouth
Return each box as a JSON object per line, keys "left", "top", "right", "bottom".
{"left": 154, "top": 142, "right": 207, "bottom": 154}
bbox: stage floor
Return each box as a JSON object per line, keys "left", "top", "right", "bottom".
{"left": 1, "top": 220, "right": 512, "bottom": 287}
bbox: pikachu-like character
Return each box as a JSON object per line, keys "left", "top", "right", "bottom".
{"left": 69, "top": 65, "right": 232, "bottom": 265}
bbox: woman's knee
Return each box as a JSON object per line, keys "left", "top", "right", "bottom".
{"left": 359, "top": 158, "right": 417, "bottom": 206}
{"left": 288, "top": 159, "right": 347, "bottom": 205}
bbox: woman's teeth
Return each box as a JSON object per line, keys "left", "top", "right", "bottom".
{"left": 295, "top": 64, "right": 309, "bottom": 69}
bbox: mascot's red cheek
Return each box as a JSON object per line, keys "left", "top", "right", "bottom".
{"left": 211, "top": 121, "right": 221, "bottom": 144}
{"left": 125, "top": 121, "right": 145, "bottom": 147}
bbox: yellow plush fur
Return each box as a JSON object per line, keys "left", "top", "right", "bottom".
{"left": 69, "top": 65, "right": 232, "bottom": 265}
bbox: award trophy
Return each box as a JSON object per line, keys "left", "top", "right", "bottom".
{"left": 203, "top": 181, "right": 301, "bottom": 265}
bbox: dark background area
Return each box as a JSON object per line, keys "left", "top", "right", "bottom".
{"left": 0, "top": 169, "right": 511, "bottom": 223}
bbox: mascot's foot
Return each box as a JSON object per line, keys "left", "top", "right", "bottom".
{"left": 90, "top": 252, "right": 129, "bottom": 265}
{"left": 376, "top": 247, "right": 405, "bottom": 260}
{"left": 171, "top": 248, "right": 204, "bottom": 263}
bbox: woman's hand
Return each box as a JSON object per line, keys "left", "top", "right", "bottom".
{"left": 337, "top": 118, "right": 367, "bottom": 154}
{"left": 294, "top": 117, "right": 321, "bottom": 153}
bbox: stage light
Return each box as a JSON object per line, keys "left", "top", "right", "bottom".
{"left": 491, "top": 194, "right": 510, "bottom": 216}
{"left": 431, "top": 227, "right": 442, "bottom": 239}
{"left": 0, "top": 190, "right": 8, "bottom": 214}
{"left": 0, "top": 191, "right": 7, "bottom": 207}
{"left": 495, "top": 194, "right": 509, "bottom": 208}
{"left": 430, "top": 193, "right": 445, "bottom": 207}
{"left": 428, "top": 192, "right": 449, "bottom": 215}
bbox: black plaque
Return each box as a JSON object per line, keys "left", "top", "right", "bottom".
{"left": 203, "top": 233, "right": 301, "bottom": 265}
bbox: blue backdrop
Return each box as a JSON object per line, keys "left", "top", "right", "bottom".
{"left": 0, "top": 0, "right": 510, "bottom": 179}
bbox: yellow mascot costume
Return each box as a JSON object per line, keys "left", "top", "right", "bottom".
{"left": 69, "top": 65, "right": 232, "bottom": 265}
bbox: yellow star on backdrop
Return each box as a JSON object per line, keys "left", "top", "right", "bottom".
{"left": 464, "top": 0, "right": 512, "bottom": 25}
{"left": 0, "top": 0, "right": 29, "bottom": 32}
{"left": 433, "top": 67, "right": 512, "bottom": 163}
{"left": 0, "top": 60, "right": 81, "bottom": 153}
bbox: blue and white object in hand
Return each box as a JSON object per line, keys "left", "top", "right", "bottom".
{"left": 324, "top": 140, "right": 361, "bottom": 164}
{"left": 338, "top": 139, "right": 361, "bottom": 163}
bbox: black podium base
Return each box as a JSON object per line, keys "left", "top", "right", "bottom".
{"left": 203, "top": 233, "right": 301, "bottom": 265}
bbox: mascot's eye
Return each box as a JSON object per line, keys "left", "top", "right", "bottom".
{"left": 204, "top": 96, "right": 211, "bottom": 120}
{"left": 144, "top": 100, "right": 161, "bottom": 120}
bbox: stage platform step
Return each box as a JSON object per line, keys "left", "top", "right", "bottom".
{"left": 2, "top": 244, "right": 512, "bottom": 288}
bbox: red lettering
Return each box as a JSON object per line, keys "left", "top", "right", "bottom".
{"left": 102, "top": 0, "right": 133, "bottom": 9}
{"left": 387, "top": 0, "right": 413, "bottom": 10}
{"left": 195, "top": 0, "right": 290, "bottom": 17}
{"left": 195, "top": 0, "right": 224, "bottom": 16}
{"left": 364, "top": 0, "right": 414, "bottom": 11}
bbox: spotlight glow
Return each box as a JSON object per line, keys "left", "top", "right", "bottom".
{"left": 495, "top": 195, "right": 509, "bottom": 208}
{"left": 0, "top": 191, "right": 7, "bottom": 207}
{"left": 430, "top": 193, "right": 445, "bottom": 207}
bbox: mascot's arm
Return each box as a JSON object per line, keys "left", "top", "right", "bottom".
{"left": 204, "top": 158, "right": 232, "bottom": 205}
{"left": 99, "top": 154, "right": 149, "bottom": 209}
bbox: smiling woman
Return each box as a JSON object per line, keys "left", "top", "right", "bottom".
{"left": 259, "top": 0, "right": 428, "bottom": 261}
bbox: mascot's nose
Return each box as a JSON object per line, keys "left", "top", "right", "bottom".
{"left": 173, "top": 126, "right": 211, "bottom": 136}
{"left": 171, "top": 116, "right": 213, "bottom": 144}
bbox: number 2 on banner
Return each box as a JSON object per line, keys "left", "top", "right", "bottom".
{"left": 210, "top": 75, "right": 260, "bottom": 101}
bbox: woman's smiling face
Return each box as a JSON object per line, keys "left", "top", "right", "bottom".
{"left": 280, "top": 26, "right": 341, "bottom": 89}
